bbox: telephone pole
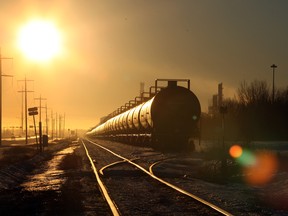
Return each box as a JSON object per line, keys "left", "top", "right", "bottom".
{"left": 51, "top": 110, "right": 54, "bottom": 140}
{"left": 59, "top": 114, "right": 62, "bottom": 138}
{"left": 20, "top": 86, "right": 24, "bottom": 135}
{"left": 0, "top": 50, "right": 13, "bottom": 145}
{"left": 55, "top": 112, "right": 58, "bottom": 138}
{"left": 63, "top": 113, "right": 65, "bottom": 138}
{"left": 18, "top": 77, "right": 34, "bottom": 144}
{"left": 45, "top": 103, "right": 48, "bottom": 135}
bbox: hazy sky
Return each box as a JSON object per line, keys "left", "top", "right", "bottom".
{"left": 0, "top": 0, "right": 287, "bottom": 130}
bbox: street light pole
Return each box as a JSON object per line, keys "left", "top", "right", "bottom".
{"left": 271, "top": 64, "right": 277, "bottom": 103}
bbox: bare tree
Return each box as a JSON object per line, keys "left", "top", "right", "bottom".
{"left": 275, "top": 87, "right": 288, "bottom": 104}
{"left": 237, "top": 80, "right": 270, "bottom": 106}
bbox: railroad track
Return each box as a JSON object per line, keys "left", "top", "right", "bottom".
{"left": 81, "top": 138, "right": 233, "bottom": 216}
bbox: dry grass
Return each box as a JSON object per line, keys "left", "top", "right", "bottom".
{"left": 0, "top": 146, "right": 37, "bottom": 168}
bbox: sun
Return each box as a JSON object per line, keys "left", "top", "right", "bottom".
{"left": 17, "top": 20, "right": 62, "bottom": 62}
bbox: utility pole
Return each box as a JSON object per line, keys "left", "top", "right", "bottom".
{"left": 271, "top": 64, "right": 277, "bottom": 103}
{"left": 59, "top": 114, "right": 65, "bottom": 138}
{"left": 55, "top": 112, "right": 58, "bottom": 138}
{"left": 59, "top": 114, "right": 61, "bottom": 138}
{"left": 63, "top": 113, "right": 66, "bottom": 138}
{"left": 20, "top": 86, "right": 24, "bottom": 135}
{"left": 18, "top": 78, "right": 34, "bottom": 144}
{"left": 0, "top": 50, "right": 13, "bottom": 146}
{"left": 45, "top": 103, "right": 48, "bottom": 135}
{"left": 51, "top": 110, "right": 54, "bottom": 140}
{"left": 34, "top": 95, "right": 46, "bottom": 152}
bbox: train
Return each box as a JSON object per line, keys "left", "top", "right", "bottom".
{"left": 86, "top": 79, "right": 201, "bottom": 151}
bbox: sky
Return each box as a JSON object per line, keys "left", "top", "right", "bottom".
{"left": 0, "top": 0, "right": 287, "bottom": 132}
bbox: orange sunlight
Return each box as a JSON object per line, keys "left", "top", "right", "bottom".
{"left": 17, "top": 19, "right": 62, "bottom": 62}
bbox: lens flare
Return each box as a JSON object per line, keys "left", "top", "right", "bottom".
{"left": 243, "top": 152, "right": 278, "bottom": 186}
{"left": 229, "top": 145, "right": 243, "bottom": 158}
{"left": 237, "top": 150, "right": 256, "bottom": 166}
{"left": 230, "top": 145, "right": 279, "bottom": 186}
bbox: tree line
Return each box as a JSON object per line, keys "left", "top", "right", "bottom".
{"left": 201, "top": 80, "right": 288, "bottom": 141}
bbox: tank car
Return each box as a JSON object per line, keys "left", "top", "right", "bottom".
{"left": 86, "top": 79, "right": 201, "bottom": 151}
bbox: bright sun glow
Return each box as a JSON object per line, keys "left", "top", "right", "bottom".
{"left": 18, "top": 20, "right": 62, "bottom": 62}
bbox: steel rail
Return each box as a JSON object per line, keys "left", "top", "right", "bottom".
{"left": 85, "top": 138, "right": 233, "bottom": 216}
{"left": 99, "top": 161, "right": 125, "bottom": 175}
{"left": 149, "top": 158, "right": 173, "bottom": 174}
{"left": 81, "top": 139, "right": 120, "bottom": 216}
{"left": 99, "top": 158, "right": 138, "bottom": 175}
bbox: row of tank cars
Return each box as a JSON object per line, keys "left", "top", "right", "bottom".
{"left": 86, "top": 79, "right": 201, "bottom": 151}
